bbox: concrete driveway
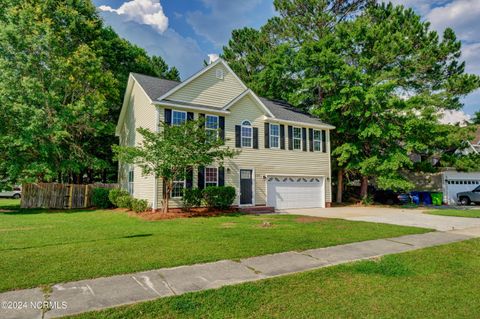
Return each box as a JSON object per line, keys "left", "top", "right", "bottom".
{"left": 279, "top": 207, "right": 480, "bottom": 232}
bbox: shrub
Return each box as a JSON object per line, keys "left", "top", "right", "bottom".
{"left": 203, "top": 186, "right": 236, "bottom": 210}
{"left": 131, "top": 198, "right": 149, "bottom": 213}
{"left": 182, "top": 188, "right": 203, "bottom": 211}
{"left": 91, "top": 188, "right": 112, "bottom": 209}
{"left": 116, "top": 195, "right": 133, "bottom": 209}
{"left": 109, "top": 188, "right": 130, "bottom": 207}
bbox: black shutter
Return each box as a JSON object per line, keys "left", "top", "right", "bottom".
{"left": 235, "top": 125, "right": 241, "bottom": 148}
{"left": 322, "top": 130, "right": 327, "bottom": 153}
{"left": 288, "top": 126, "right": 293, "bottom": 150}
{"left": 164, "top": 109, "right": 172, "bottom": 125}
{"left": 186, "top": 167, "right": 193, "bottom": 189}
{"left": 219, "top": 116, "right": 225, "bottom": 142}
{"left": 253, "top": 128, "right": 259, "bottom": 149}
{"left": 280, "top": 125, "right": 285, "bottom": 150}
{"left": 264, "top": 123, "right": 270, "bottom": 149}
{"left": 218, "top": 167, "right": 225, "bottom": 186}
{"left": 198, "top": 166, "right": 205, "bottom": 189}
{"left": 187, "top": 112, "right": 194, "bottom": 121}
{"left": 309, "top": 128, "right": 314, "bottom": 152}
{"left": 302, "top": 128, "right": 307, "bottom": 152}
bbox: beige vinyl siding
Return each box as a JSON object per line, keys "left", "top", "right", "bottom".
{"left": 168, "top": 64, "right": 245, "bottom": 108}
{"left": 155, "top": 94, "right": 332, "bottom": 208}
{"left": 118, "top": 79, "right": 157, "bottom": 207}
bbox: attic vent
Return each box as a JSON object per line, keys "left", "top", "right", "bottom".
{"left": 215, "top": 69, "right": 224, "bottom": 79}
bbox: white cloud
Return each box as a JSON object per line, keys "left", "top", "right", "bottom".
{"left": 386, "top": 0, "right": 445, "bottom": 15}
{"left": 186, "top": 0, "right": 265, "bottom": 47}
{"left": 426, "top": 0, "right": 480, "bottom": 42}
{"left": 99, "top": 0, "right": 168, "bottom": 34}
{"left": 439, "top": 109, "right": 471, "bottom": 125}
{"left": 207, "top": 54, "right": 219, "bottom": 64}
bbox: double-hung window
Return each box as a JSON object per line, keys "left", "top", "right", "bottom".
{"left": 172, "top": 179, "right": 185, "bottom": 198}
{"left": 313, "top": 130, "right": 322, "bottom": 152}
{"left": 241, "top": 120, "right": 253, "bottom": 148}
{"left": 128, "top": 169, "right": 134, "bottom": 195}
{"left": 205, "top": 115, "right": 219, "bottom": 141}
{"left": 270, "top": 124, "right": 280, "bottom": 149}
{"left": 293, "top": 127, "right": 302, "bottom": 150}
{"left": 172, "top": 110, "right": 187, "bottom": 126}
{"left": 205, "top": 167, "right": 218, "bottom": 187}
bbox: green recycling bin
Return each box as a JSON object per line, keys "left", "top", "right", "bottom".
{"left": 431, "top": 192, "right": 443, "bottom": 206}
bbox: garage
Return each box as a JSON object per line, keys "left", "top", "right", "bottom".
{"left": 443, "top": 171, "right": 480, "bottom": 205}
{"left": 266, "top": 175, "right": 325, "bottom": 209}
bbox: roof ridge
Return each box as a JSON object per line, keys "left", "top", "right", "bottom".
{"left": 130, "top": 72, "right": 181, "bottom": 84}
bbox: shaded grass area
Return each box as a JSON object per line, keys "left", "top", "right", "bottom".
{"left": 426, "top": 209, "right": 480, "bottom": 218}
{"left": 0, "top": 198, "right": 20, "bottom": 210}
{"left": 0, "top": 209, "right": 430, "bottom": 292}
{"left": 70, "top": 239, "right": 480, "bottom": 319}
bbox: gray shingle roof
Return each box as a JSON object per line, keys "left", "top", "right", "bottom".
{"left": 131, "top": 72, "right": 332, "bottom": 128}
{"left": 131, "top": 73, "right": 180, "bottom": 101}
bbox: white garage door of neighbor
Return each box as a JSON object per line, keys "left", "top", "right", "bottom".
{"left": 267, "top": 176, "right": 324, "bottom": 209}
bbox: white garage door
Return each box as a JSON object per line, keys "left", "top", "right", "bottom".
{"left": 267, "top": 176, "right": 324, "bottom": 209}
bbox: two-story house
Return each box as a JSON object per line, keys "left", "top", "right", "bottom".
{"left": 116, "top": 59, "right": 335, "bottom": 210}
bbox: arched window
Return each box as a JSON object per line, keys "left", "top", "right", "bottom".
{"left": 241, "top": 120, "right": 252, "bottom": 148}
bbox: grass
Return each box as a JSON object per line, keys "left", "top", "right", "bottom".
{"left": 70, "top": 238, "right": 480, "bottom": 319}
{"left": 425, "top": 209, "right": 480, "bottom": 218}
{"left": 0, "top": 198, "right": 20, "bottom": 210}
{"left": 0, "top": 208, "right": 430, "bottom": 292}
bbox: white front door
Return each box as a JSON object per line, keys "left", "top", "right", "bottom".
{"left": 267, "top": 176, "right": 324, "bottom": 209}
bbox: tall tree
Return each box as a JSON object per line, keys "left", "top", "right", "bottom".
{"left": 472, "top": 111, "right": 480, "bottom": 125}
{"left": 0, "top": 0, "right": 178, "bottom": 187}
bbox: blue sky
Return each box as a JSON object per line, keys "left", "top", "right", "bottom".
{"left": 93, "top": 0, "right": 479, "bottom": 120}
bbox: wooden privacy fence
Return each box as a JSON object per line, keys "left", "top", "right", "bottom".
{"left": 21, "top": 183, "right": 118, "bottom": 209}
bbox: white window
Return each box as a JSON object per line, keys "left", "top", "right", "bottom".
{"left": 293, "top": 127, "right": 302, "bottom": 150}
{"left": 205, "top": 167, "right": 218, "bottom": 187}
{"left": 241, "top": 120, "right": 253, "bottom": 148}
{"left": 313, "top": 130, "right": 322, "bottom": 151}
{"left": 128, "top": 169, "right": 134, "bottom": 195}
{"left": 215, "top": 69, "right": 224, "bottom": 79}
{"left": 172, "top": 110, "right": 187, "bottom": 125}
{"left": 270, "top": 124, "right": 280, "bottom": 149}
{"left": 171, "top": 180, "right": 185, "bottom": 198}
{"left": 205, "top": 115, "right": 219, "bottom": 140}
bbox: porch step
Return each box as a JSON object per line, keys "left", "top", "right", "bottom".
{"left": 240, "top": 206, "right": 275, "bottom": 214}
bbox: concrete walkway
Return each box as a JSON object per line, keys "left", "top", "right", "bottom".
{"left": 279, "top": 207, "right": 480, "bottom": 231}
{"left": 1, "top": 230, "right": 477, "bottom": 319}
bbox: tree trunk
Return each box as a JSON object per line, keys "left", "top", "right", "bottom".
{"left": 336, "top": 169, "right": 344, "bottom": 203}
{"left": 360, "top": 175, "right": 368, "bottom": 199}
{"left": 162, "top": 180, "right": 171, "bottom": 214}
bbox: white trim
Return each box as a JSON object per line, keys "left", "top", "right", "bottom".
{"left": 171, "top": 110, "right": 187, "bottom": 126}
{"left": 171, "top": 180, "right": 186, "bottom": 198}
{"left": 204, "top": 167, "right": 219, "bottom": 188}
{"left": 267, "top": 117, "right": 335, "bottom": 130}
{"left": 269, "top": 123, "right": 280, "bottom": 149}
{"left": 313, "top": 129, "right": 322, "bottom": 152}
{"left": 292, "top": 126, "right": 302, "bottom": 150}
{"left": 223, "top": 89, "right": 275, "bottom": 117}
{"left": 239, "top": 168, "right": 255, "bottom": 206}
{"left": 205, "top": 114, "right": 219, "bottom": 139}
{"left": 156, "top": 59, "right": 248, "bottom": 102}
{"left": 153, "top": 101, "right": 230, "bottom": 114}
{"left": 153, "top": 106, "right": 160, "bottom": 210}
{"left": 240, "top": 120, "right": 253, "bottom": 148}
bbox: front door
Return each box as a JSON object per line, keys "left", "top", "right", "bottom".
{"left": 240, "top": 169, "right": 253, "bottom": 205}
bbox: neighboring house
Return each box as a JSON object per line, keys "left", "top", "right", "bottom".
{"left": 456, "top": 126, "right": 480, "bottom": 155}
{"left": 115, "top": 59, "right": 334, "bottom": 210}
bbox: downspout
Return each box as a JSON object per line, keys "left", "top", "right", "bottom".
{"left": 152, "top": 106, "right": 159, "bottom": 211}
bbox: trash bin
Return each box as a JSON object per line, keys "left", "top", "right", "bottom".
{"left": 410, "top": 191, "right": 420, "bottom": 205}
{"left": 421, "top": 192, "right": 432, "bottom": 205}
{"left": 431, "top": 192, "right": 443, "bottom": 206}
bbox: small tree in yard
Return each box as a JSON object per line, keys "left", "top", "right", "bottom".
{"left": 113, "top": 119, "right": 237, "bottom": 213}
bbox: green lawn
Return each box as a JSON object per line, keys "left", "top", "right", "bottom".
{"left": 425, "top": 209, "right": 480, "bottom": 218}
{"left": 0, "top": 198, "right": 20, "bottom": 210}
{"left": 0, "top": 209, "right": 430, "bottom": 292}
{"left": 70, "top": 238, "right": 480, "bottom": 319}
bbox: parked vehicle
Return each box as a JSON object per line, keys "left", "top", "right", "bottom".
{"left": 0, "top": 186, "right": 21, "bottom": 199}
{"left": 373, "top": 190, "right": 410, "bottom": 205}
{"left": 457, "top": 185, "right": 480, "bottom": 205}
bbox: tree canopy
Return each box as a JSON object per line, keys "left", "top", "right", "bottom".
{"left": 0, "top": 0, "right": 179, "bottom": 188}
{"left": 222, "top": 0, "right": 480, "bottom": 201}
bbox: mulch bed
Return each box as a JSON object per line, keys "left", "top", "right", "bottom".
{"left": 132, "top": 207, "right": 240, "bottom": 221}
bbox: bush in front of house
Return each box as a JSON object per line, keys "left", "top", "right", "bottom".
{"left": 116, "top": 194, "right": 133, "bottom": 209}
{"left": 131, "top": 198, "right": 149, "bottom": 213}
{"left": 109, "top": 188, "right": 130, "bottom": 207}
{"left": 182, "top": 188, "right": 203, "bottom": 211}
{"left": 203, "top": 186, "right": 236, "bottom": 210}
{"left": 91, "top": 188, "right": 112, "bottom": 208}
